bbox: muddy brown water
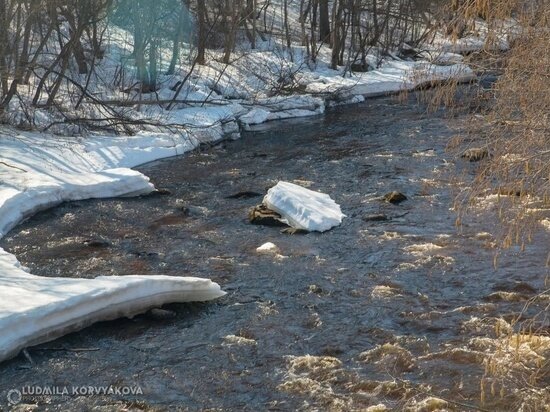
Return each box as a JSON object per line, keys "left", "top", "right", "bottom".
{"left": 0, "top": 95, "right": 548, "bottom": 411}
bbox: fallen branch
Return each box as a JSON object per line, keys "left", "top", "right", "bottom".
{"left": 95, "top": 99, "right": 233, "bottom": 107}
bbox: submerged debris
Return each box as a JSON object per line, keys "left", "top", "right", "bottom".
{"left": 496, "top": 187, "right": 523, "bottom": 197}
{"left": 359, "top": 343, "right": 416, "bottom": 373}
{"left": 143, "top": 188, "right": 172, "bottom": 197}
{"left": 146, "top": 308, "right": 177, "bottom": 320}
{"left": 404, "top": 397, "right": 448, "bottom": 412}
{"left": 83, "top": 238, "right": 111, "bottom": 248}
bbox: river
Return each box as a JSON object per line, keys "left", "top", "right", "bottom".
{"left": 1, "top": 94, "right": 548, "bottom": 411}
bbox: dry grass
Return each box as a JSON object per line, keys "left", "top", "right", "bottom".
{"left": 422, "top": 1, "right": 550, "bottom": 409}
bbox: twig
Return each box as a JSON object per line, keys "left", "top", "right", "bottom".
{"left": 0, "top": 161, "right": 27, "bottom": 172}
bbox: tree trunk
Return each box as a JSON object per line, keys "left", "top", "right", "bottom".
{"left": 319, "top": 0, "right": 330, "bottom": 43}
{"left": 250, "top": 0, "right": 257, "bottom": 49}
{"left": 0, "top": 0, "right": 10, "bottom": 99}
{"left": 310, "top": 0, "right": 318, "bottom": 62}
{"left": 283, "top": 0, "right": 292, "bottom": 54}
{"left": 223, "top": 0, "right": 239, "bottom": 64}
{"left": 72, "top": 39, "right": 88, "bottom": 74}
{"left": 148, "top": 38, "right": 158, "bottom": 91}
{"left": 167, "top": 6, "right": 184, "bottom": 75}
{"left": 330, "top": 0, "right": 344, "bottom": 69}
{"left": 2, "top": 1, "right": 35, "bottom": 107}
{"left": 197, "top": 0, "right": 206, "bottom": 64}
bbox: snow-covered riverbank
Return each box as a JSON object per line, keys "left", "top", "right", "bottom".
{"left": 0, "top": 126, "right": 231, "bottom": 363}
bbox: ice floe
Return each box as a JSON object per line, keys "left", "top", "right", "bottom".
{"left": 263, "top": 181, "right": 345, "bottom": 232}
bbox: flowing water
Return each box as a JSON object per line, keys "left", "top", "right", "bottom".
{"left": 1, "top": 95, "right": 548, "bottom": 411}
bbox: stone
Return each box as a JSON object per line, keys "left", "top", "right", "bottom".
{"left": 383, "top": 191, "right": 407, "bottom": 204}
{"left": 84, "top": 238, "right": 111, "bottom": 248}
{"left": 249, "top": 204, "right": 287, "bottom": 227}
{"left": 308, "top": 284, "right": 324, "bottom": 294}
{"left": 178, "top": 203, "right": 209, "bottom": 217}
{"left": 363, "top": 213, "right": 389, "bottom": 222}
{"left": 226, "top": 191, "right": 263, "bottom": 199}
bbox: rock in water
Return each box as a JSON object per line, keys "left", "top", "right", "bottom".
{"left": 384, "top": 191, "right": 407, "bottom": 204}
{"left": 226, "top": 191, "right": 263, "bottom": 199}
{"left": 363, "top": 213, "right": 389, "bottom": 222}
{"left": 249, "top": 204, "right": 287, "bottom": 226}
{"left": 263, "top": 181, "right": 345, "bottom": 232}
{"left": 84, "top": 238, "right": 111, "bottom": 248}
{"left": 461, "top": 147, "right": 488, "bottom": 162}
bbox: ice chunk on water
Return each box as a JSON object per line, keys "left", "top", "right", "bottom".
{"left": 263, "top": 181, "right": 345, "bottom": 232}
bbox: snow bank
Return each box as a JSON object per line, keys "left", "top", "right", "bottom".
{"left": 0, "top": 250, "right": 225, "bottom": 362}
{"left": 263, "top": 182, "right": 345, "bottom": 232}
{"left": 239, "top": 108, "right": 271, "bottom": 126}
{"left": 239, "top": 95, "right": 325, "bottom": 126}
{"left": 0, "top": 123, "right": 230, "bottom": 363}
{"left": 439, "top": 34, "right": 509, "bottom": 54}
{"left": 305, "top": 60, "right": 475, "bottom": 98}
{"left": 237, "top": 59, "right": 473, "bottom": 128}
{"left": 0, "top": 105, "right": 237, "bottom": 237}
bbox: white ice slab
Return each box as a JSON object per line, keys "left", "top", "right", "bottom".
{"left": 263, "top": 181, "right": 345, "bottom": 232}
{"left": 0, "top": 248, "right": 225, "bottom": 362}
